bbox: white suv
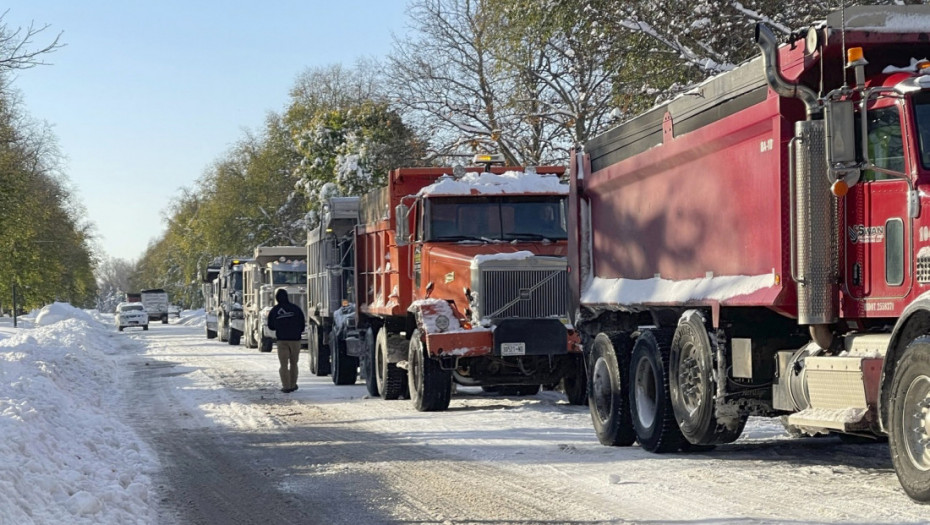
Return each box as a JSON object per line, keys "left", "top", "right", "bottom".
{"left": 116, "top": 302, "right": 149, "bottom": 332}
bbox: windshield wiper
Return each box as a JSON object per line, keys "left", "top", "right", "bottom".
{"left": 506, "top": 232, "right": 553, "bottom": 241}
{"left": 433, "top": 235, "right": 491, "bottom": 242}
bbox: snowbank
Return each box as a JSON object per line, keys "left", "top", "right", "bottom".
{"left": 177, "top": 308, "right": 206, "bottom": 327}
{"left": 0, "top": 307, "right": 158, "bottom": 524}
{"left": 35, "top": 302, "right": 101, "bottom": 327}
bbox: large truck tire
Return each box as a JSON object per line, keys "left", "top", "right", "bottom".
{"left": 629, "top": 329, "right": 686, "bottom": 453}
{"left": 308, "top": 326, "right": 330, "bottom": 376}
{"left": 408, "top": 329, "right": 451, "bottom": 411}
{"left": 331, "top": 332, "right": 358, "bottom": 385}
{"left": 244, "top": 324, "right": 257, "bottom": 349}
{"left": 670, "top": 310, "right": 744, "bottom": 446}
{"left": 588, "top": 332, "right": 636, "bottom": 446}
{"left": 228, "top": 329, "right": 241, "bottom": 346}
{"left": 376, "top": 329, "right": 406, "bottom": 400}
{"left": 206, "top": 325, "right": 217, "bottom": 339}
{"left": 260, "top": 336, "right": 273, "bottom": 353}
{"left": 888, "top": 337, "right": 930, "bottom": 503}
{"left": 162, "top": 314, "right": 168, "bottom": 324}
{"left": 362, "top": 328, "right": 380, "bottom": 397}
{"left": 562, "top": 354, "right": 588, "bottom": 406}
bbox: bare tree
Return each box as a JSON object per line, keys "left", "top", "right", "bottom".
{"left": 487, "top": 2, "right": 627, "bottom": 160}
{"left": 0, "top": 10, "right": 63, "bottom": 73}
{"left": 288, "top": 59, "right": 385, "bottom": 115}
{"left": 96, "top": 257, "right": 135, "bottom": 311}
{"left": 389, "top": 0, "right": 546, "bottom": 165}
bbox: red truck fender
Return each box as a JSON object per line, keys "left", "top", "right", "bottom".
{"left": 880, "top": 290, "right": 930, "bottom": 432}
{"left": 408, "top": 298, "right": 494, "bottom": 358}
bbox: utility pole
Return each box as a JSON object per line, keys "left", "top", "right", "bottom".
{"left": 11, "top": 240, "right": 56, "bottom": 328}
{"left": 12, "top": 280, "right": 18, "bottom": 328}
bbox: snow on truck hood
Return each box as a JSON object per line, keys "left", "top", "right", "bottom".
{"left": 471, "top": 250, "right": 536, "bottom": 268}
{"left": 418, "top": 170, "right": 568, "bottom": 196}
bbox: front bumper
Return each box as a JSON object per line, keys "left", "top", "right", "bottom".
{"left": 424, "top": 318, "right": 579, "bottom": 358}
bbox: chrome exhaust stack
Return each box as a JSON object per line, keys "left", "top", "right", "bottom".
{"left": 756, "top": 24, "right": 837, "bottom": 345}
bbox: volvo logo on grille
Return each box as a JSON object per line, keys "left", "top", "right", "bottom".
{"left": 519, "top": 288, "right": 532, "bottom": 300}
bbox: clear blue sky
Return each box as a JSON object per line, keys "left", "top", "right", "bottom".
{"left": 4, "top": 1, "right": 409, "bottom": 261}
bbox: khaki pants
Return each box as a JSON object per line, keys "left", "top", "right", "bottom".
{"left": 277, "top": 340, "right": 301, "bottom": 390}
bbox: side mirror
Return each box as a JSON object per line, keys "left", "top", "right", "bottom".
{"left": 825, "top": 100, "right": 860, "bottom": 185}
{"left": 395, "top": 203, "right": 410, "bottom": 246}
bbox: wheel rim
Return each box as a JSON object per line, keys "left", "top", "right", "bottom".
{"left": 677, "top": 340, "right": 704, "bottom": 417}
{"left": 410, "top": 339, "right": 422, "bottom": 398}
{"left": 592, "top": 357, "right": 613, "bottom": 423}
{"left": 376, "top": 340, "right": 386, "bottom": 391}
{"left": 902, "top": 374, "right": 930, "bottom": 471}
{"left": 634, "top": 356, "right": 657, "bottom": 428}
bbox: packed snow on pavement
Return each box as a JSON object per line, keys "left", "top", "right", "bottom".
{"left": 1, "top": 303, "right": 929, "bottom": 524}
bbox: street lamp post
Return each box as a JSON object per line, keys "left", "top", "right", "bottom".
{"left": 11, "top": 240, "right": 56, "bottom": 328}
{"left": 12, "top": 280, "right": 18, "bottom": 328}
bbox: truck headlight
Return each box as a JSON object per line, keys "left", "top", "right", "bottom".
{"left": 435, "top": 315, "right": 450, "bottom": 332}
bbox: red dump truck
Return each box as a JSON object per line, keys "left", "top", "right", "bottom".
{"left": 307, "top": 157, "right": 585, "bottom": 411}
{"left": 569, "top": 5, "right": 930, "bottom": 501}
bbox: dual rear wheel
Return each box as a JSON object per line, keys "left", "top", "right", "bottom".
{"left": 307, "top": 325, "right": 331, "bottom": 376}
{"left": 588, "top": 311, "right": 745, "bottom": 452}
{"left": 331, "top": 331, "right": 358, "bottom": 385}
{"left": 376, "top": 329, "right": 407, "bottom": 400}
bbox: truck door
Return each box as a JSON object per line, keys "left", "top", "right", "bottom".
{"left": 844, "top": 101, "right": 912, "bottom": 306}
{"left": 413, "top": 200, "right": 423, "bottom": 291}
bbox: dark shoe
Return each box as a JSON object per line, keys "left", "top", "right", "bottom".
{"left": 292, "top": 385, "right": 298, "bottom": 391}
{"left": 281, "top": 388, "right": 292, "bottom": 393}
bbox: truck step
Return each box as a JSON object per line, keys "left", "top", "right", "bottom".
{"left": 786, "top": 407, "right": 870, "bottom": 433}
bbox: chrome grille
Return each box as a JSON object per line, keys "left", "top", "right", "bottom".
{"left": 919, "top": 255, "right": 930, "bottom": 284}
{"left": 475, "top": 258, "right": 568, "bottom": 320}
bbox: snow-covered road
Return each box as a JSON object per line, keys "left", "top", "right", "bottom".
{"left": 2, "top": 306, "right": 928, "bottom": 524}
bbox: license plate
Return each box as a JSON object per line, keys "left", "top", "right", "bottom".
{"left": 501, "top": 342, "right": 525, "bottom": 356}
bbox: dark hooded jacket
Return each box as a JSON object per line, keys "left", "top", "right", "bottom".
{"left": 267, "top": 289, "right": 306, "bottom": 341}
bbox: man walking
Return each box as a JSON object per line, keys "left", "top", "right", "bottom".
{"left": 267, "top": 288, "right": 305, "bottom": 393}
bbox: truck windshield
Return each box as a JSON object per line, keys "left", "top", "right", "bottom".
{"left": 913, "top": 92, "right": 930, "bottom": 170}
{"left": 426, "top": 196, "right": 567, "bottom": 242}
{"left": 273, "top": 271, "right": 307, "bottom": 285}
{"left": 231, "top": 271, "right": 243, "bottom": 291}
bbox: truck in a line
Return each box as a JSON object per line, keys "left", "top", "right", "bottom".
{"left": 242, "top": 246, "right": 308, "bottom": 352}
{"left": 568, "top": 5, "right": 930, "bottom": 502}
{"left": 140, "top": 288, "right": 169, "bottom": 324}
{"left": 214, "top": 256, "right": 249, "bottom": 345}
{"left": 308, "top": 157, "right": 586, "bottom": 410}
{"left": 305, "top": 197, "right": 360, "bottom": 380}
{"left": 201, "top": 257, "right": 222, "bottom": 339}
